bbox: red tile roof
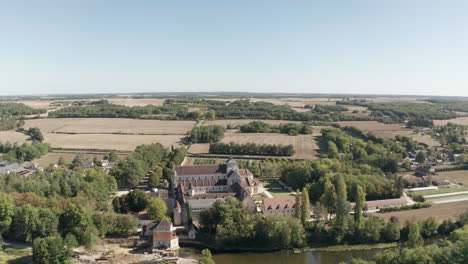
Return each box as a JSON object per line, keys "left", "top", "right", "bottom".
{"left": 174, "top": 165, "right": 226, "bottom": 175}
{"left": 262, "top": 196, "right": 296, "bottom": 210}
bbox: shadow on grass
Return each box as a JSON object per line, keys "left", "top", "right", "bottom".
{"left": 7, "top": 256, "right": 33, "bottom": 264}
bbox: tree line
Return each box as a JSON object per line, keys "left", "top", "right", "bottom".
{"left": 209, "top": 142, "right": 295, "bottom": 156}
{"left": 188, "top": 125, "right": 225, "bottom": 143}
{"left": 0, "top": 141, "right": 50, "bottom": 163}
{"left": 239, "top": 121, "right": 312, "bottom": 135}
{"left": 0, "top": 102, "right": 46, "bottom": 116}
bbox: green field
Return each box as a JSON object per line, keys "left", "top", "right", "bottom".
{"left": 264, "top": 180, "right": 294, "bottom": 198}
{"left": 0, "top": 249, "right": 32, "bottom": 264}
{"left": 417, "top": 187, "right": 467, "bottom": 196}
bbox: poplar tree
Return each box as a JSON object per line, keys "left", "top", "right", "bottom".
{"left": 407, "top": 221, "right": 424, "bottom": 248}
{"left": 335, "top": 175, "right": 348, "bottom": 226}
{"left": 320, "top": 178, "right": 337, "bottom": 220}
{"left": 301, "top": 187, "right": 310, "bottom": 225}
{"left": 353, "top": 184, "right": 366, "bottom": 225}
{"left": 294, "top": 189, "right": 302, "bottom": 220}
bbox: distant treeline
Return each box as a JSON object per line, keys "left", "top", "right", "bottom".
{"left": 337, "top": 100, "right": 456, "bottom": 123}
{"left": 304, "top": 104, "right": 349, "bottom": 114}
{"left": 240, "top": 121, "right": 312, "bottom": 135}
{"left": 209, "top": 142, "right": 295, "bottom": 156}
{"left": 164, "top": 98, "right": 228, "bottom": 106}
{"left": 0, "top": 102, "right": 46, "bottom": 116}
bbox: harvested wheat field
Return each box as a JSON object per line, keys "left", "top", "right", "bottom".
{"left": 203, "top": 119, "right": 300, "bottom": 128}
{"left": 250, "top": 97, "right": 338, "bottom": 107}
{"left": 0, "top": 130, "right": 29, "bottom": 144}
{"left": 190, "top": 132, "right": 319, "bottom": 159}
{"left": 434, "top": 117, "right": 468, "bottom": 126}
{"left": 24, "top": 118, "right": 196, "bottom": 135}
{"left": 337, "top": 121, "right": 439, "bottom": 147}
{"left": 375, "top": 201, "right": 468, "bottom": 227}
{"left": 43, "top": 133, "right": 183, "bottom": 151}
{"left": 107, "top": 98, "right": 165, "bottom": 106}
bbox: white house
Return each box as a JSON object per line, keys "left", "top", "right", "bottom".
{"left": 153, "top": 219, "right": 179, "bottom": 250}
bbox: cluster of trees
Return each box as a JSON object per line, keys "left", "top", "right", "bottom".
{"left": 322, "top": 127, "right": 420, "bottom": 173}
{"left": 351, "top": 212, "right": 468, "bottom": 264}
{"left": 429, "top": 122, "right": 467, "bottom": 149}
{"left": 207, "top": 100, "right": 372, "bottom": 122}
{"left": 0, "top": 118, "right": 23, "bottom": 131}
{"left": 199, "top": 198, "right": 305, "bottom": 250}
{"left": 406, "top": 118, "right": 434, "bottom": 128}
{"left": 111, "top": 143, "right": 168, "bottom": 188}
{"left": 305, "top": 104, "right": 349, "bottom": 114}
{"left": 0, "top": 168, "right": 117, "bottom": 210}
{"left": 209, "top": 142, "right": 295, "bottom": 156}
{"left": 0, "top": 141, "right": 50, "bottom": 162}
{"left": 113, "top": 190, "right": 168, "bottom": 222}
{"left": 48, "top": 100, "right": 188, "bottom": 119}
{"left": 188, "top": 125, "right": 225, "bottom": 143}
{"left": 0, "top": 102, "right": 46, "bottom": 116}
{"left": 239, "top": 121, "right": 312, "bottom": 135}
{"left": 337, "top": 101, "right": 457, "bottom": 123}
{"left": 26, "top": 127, "right": 44, "bottom": 142}
{"left": 0, "top": 192, "right": 138, "bottom": 263}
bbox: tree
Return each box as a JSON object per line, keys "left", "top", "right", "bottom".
{"left": 407, "top": 221, "right": 424, "bottom": 248}
{"left": 127, "top": 190, "right": 149, "bottom": 213}
{"left": 59, "top": 204, "right": 93, "bottom": 244}
{"left": 0, "top": 192, "right": 13, "bottom": 233}
{"left": 301, "top": 187, "right": 310, "bottom": 225}
{"left": 57, "top": 156, "right": 67, "bottom": 166}
{"left": 381, "top": 217, "right": 400, "bottom": 242}
{"left": 28, "top": 127, "right": 44, "bottom": 142}
{"left": 320, "top": 178, "right": 337, "bottom": 219}
{"left": 148, "top": 167, "right": 163, "bottom": 188}
{"left": 199, "top": 248, "right": 215, "bottom": 264}
{"left": 207, "top": 110, "right": 216, "bottom": 121}
{"left": 335, "top": 175, "right": 348, "bottom": 225}
{"left": 328, "top": 141, "right": 339, "bottom": 158}
{"left": 353, "top": 184, "right": 366, "bottom": 225}
{"left": 415, "top": 151, "right": 426, "bottom": 163}
{"left": 108, "top": 151, "right": 118, "bottom": 162}
{"left": 146, "top": 197, "right": 168, "bottom": 222}
{"left": 33, "top": 236, "right": 71, "bottom": 264}
{"left": 420, "top": 216, "right": 439, "bottom": 238}
{"left": 294, "top": 190, "right": 302, "bottom": 220}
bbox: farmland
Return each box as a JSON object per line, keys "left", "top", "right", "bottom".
{"left": 436, "top": 170, "right": 468, "bottom": 186}
{"left": 30, "top": 152, "right": 111, "bottom": 167}
{"left": 374, "top": 200, "right": 468, "bottom": 226}
{"left": 337, "top": 121, "right": 439, "bottom": 147}
{"left": 107, "top": 98, "right": 165, "bottom": 106}
{"left": 39, "top": 133, "right": 184, "bottom": 151}
{"left": 434, "top": 117, "right": 468, "bottom": 126}
{"left": 189, "top": 132, "right": 319, "bottom": 160}
{"left": 24, "top": 118, "right": 196, "bottom": 135}
{"left": 0, "top": 130, "right": 29, "bottom": 144}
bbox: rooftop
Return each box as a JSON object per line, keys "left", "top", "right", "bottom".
{"left": 263, "top": 196, "right": 296, "bottom": 210}
{"left": 174, "top": 164, "right": 226, "bottom": 176}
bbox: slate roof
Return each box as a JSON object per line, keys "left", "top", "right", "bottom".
{"left": 179, "top": 179, "right": 227, "bottom": 188}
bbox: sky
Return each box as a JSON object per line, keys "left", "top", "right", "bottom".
{"left": 1, "top": 0, "right": 468, "bottom": 96}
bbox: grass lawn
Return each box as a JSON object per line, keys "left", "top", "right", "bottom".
{"left": 418, "top": 187, "right": 467, "bottom": 196}
{"left": 264, "top": 180, "right": 295, "bottom": 198}
{"left": 0, "top": 249, "right": 32, "bottom": 264}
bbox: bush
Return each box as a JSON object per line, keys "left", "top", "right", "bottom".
{"left": 379, "top": 203, "right": 431, "bottom": 213}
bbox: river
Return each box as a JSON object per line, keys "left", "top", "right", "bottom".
{"left": 178, "top": 245, "right": 390, "bottom": 264}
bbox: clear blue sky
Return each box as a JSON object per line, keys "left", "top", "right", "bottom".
{"left": 1, "top": 0, "right": 467, "bottom": 96}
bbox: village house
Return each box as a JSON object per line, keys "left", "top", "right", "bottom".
{"left": 261, "top": 196, "right": 296, "bottom": 217}
{"left": 423, "top": 175, "right": 450, "bottom": 186}
{"left": 153, "top": 219, "right": 179, "bottom": 250}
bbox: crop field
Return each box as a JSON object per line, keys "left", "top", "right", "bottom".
{"left": 24, "top": 118, "right": 196, "bottom": 135}
{"left": 434, "top": 117, "right": 468, "bottom": 126}
{"left": 250, "top": 97, "right": 338, "bottom": 107}
{"left": 0, "top": 130, "right": 29, "bottom": 144}
{"left": 337, "top": 121, "right": 439, "bottom": 147}
{"left": 189, "top": 132, "right": 319, "bottom": 160}
{"left": 437, "top": 171, "right": 468, "bottom": 186}
{"left": 183, "top": 157, "right": 228, "bottom": 165}
{"left": 203, "top": 119, "right": 301, "bottom": 128}
{"left": 30, "top": 152, "right": 107, "bottom": 167}
{"left": 375, "top": 201, "right": 468, "bottom": 226}
{"left": 41, "top": 133, "right": 184, "bottom": 151}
